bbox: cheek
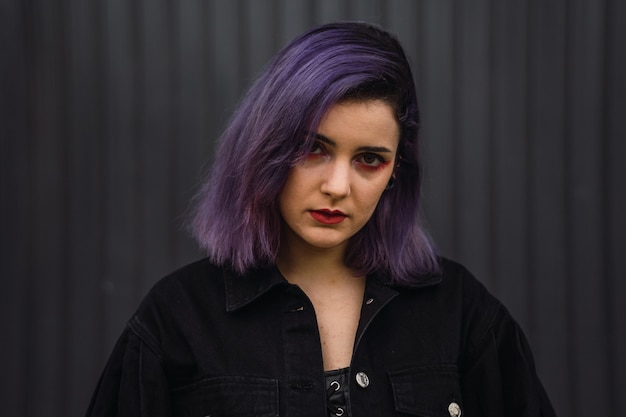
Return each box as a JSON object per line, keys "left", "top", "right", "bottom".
{"left": 357, "top": 181, "right": 390, "bottom": 214}
{"left": 278, "top": 184, "right": 295, "bottom": 216}
{"left": 279, "top": 169, "right": 308, "bottom": 211}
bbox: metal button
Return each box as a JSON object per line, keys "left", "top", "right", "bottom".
{"left": 448, "top": 402, "right": 461, "bottom": 417}
{"left": 365, "top": 298, "right": 374, "bottom": 305}
{"left": 355, "top": 371, "right": 370, "bottom": 388}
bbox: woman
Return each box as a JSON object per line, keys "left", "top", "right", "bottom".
{"left": 86, "top": 22, "right": 556, "bottom": 417}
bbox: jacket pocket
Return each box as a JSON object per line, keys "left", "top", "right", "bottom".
{"left": 171, "top": 376, "right": 279, "bottom": 417}
{"left": 389, "top": 365, "right": 462, "bottom": 417}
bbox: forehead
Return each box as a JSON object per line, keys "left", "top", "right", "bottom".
{"left": 316, "top": 100, "right": 400, "bottom": 149}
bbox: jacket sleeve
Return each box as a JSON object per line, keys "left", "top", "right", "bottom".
{"left": 459, "top": 304, "right": 557, "bottom": 417}
{"left": 85, "top": 323, "right": 172, "bottom": 417}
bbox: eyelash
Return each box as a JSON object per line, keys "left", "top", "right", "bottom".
{"left": 307, "top": 142, "right": 390, "bottom": 171}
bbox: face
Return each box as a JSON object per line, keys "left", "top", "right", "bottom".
{"left": 279, "top": 99, "right": 400, "bottom": 254}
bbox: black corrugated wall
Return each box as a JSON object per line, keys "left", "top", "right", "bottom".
{"left": 1, "top": 1, "right": 624, "bottom": 416}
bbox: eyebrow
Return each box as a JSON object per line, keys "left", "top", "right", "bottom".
{"left": 314, "top": 133, "right": 394, "bottom": 153}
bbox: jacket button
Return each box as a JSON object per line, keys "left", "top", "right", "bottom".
{"left": 355, "top": 371, "right": 370, "bottom": 388}
{"left": 448, "top": 402, "right": 461, "bottom": 417}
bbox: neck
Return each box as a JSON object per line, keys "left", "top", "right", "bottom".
{"left": 277, "top": 238, "right": 357, "bottom": 288}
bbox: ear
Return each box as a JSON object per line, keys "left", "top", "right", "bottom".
{"left": 385, "top": 175, "right": 396, "bottom": 190}
{"left": 385, "top": 153, "right": 401, "bottom": 190}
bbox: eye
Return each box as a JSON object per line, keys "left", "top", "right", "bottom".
{"left": 307, "top": 140, "right": 326, "bottom": 158}
{"left": 356, "top": 153, "right": 389, "bottom": 170}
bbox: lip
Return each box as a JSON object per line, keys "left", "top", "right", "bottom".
{"left": 309, "top": 209, "right": 347, "bottom": 225}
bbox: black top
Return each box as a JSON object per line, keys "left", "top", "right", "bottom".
{"left": 86, "top": 257, "right": 556, "bottom": 417}
{"left": 325, "top": 367, "right": 350, "bottom": 417}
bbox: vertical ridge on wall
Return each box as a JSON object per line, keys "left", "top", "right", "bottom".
{"left": 455, "top": 0, "right": 492, "bottom": 288}
{"left": 0, "top": 1, "right": 28, "bottom": 416}
{"left": 28, "top": 1, "right": 69, "bottom": 416}
{"left": 137, "top": 0, "right": 174, "bottom": 296}
{"left": 278, "top": 0, "right": 315, "bottom": 46}
{"left": 491, "top": 0, "right": 530, "bottom": 327}
{"left": 65, "top": 0, "right": 106, "bottom": 415}
{"left": 527, "top": 0, "right": 569, "bottom": 412}
{"left": 316, "top": 0, "right": 349, "bottom": 22}
{"left": 211, "top": 0, "right": 244, "bottom": 129}
{"left": 102, "top": 0, "right": 140, "bottom": 362}
{"left": 173, "top": 0, "right": 210, "bottom": 266}
{"left": 566, "top": 0, "right": 611, "bottom": 415}
{"left": 605, "top": 0, "right": 626, "bottom": 412}
{"left": 420, "top": 0, "right": 456, "bottom": 256}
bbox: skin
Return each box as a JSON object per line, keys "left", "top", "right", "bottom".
{"left": 277, "top": 99, "right": 400, "bottom": 370}
{"left": 278, "top": 99, "right": 400, "bottom": 260}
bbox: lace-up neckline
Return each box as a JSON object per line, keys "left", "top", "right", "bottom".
{"left": 325, "top": 367, "right": 350, "bottom": 417}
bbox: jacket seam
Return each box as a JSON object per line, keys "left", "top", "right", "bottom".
{"left": 128, "top": 316, "right": 165, "bottom": 360}
{"left": 463, "top": 302, "right": 503, "bottom": 365}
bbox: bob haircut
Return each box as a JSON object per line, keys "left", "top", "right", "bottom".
{"left": 191, "top": 22, "right": 439, "bottom": 285}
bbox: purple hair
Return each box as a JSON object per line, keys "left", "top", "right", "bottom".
{"left": 191, "top": 22, "right": 439, "bottom": 284}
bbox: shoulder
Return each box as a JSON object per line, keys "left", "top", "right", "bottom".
{"left": 391, "top": 257, "right": 503, "bottom": 331}
{"left": 128, "top": 259, "right": 227, "bottom": 347}
{"left": 416, "top": 257, "right": 506, "bottom": 354}
{"left": 434, "top": 258, "right": 533, "bottom": 365}
{"left": 435, "top": 260, "right": 557, "bottom": 414}
{"left": 137, "top": 258, "right": 225, "bottom": 312}
{"left": 437, "top": 257, "right": 502, "bottom": 319}
{"left": 408, "top": 257, "right": 501, "bottom": 314}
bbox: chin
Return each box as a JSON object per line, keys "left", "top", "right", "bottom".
{"left": 297, "top": 232, "right": 347, "bottom": 250}
{"left": 300, "top": 237, "right": 342, "bottom": 249}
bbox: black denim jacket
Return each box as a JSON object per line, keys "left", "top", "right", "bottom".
{"left": 86, "top": 258, "right": 556, "bottom": 417}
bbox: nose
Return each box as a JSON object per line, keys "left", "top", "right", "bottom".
{"left": 320, "top": 161, "right": 351, "bottom": 198}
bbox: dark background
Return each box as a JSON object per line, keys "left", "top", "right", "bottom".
{"left": 1, "top": 1, "right": 625, "bottom": 416}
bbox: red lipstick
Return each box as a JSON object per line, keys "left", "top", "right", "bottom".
{"left": 310, "top": 209, "right": 347, "bottom": 225}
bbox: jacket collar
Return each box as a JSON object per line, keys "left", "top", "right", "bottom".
{"left": 224, "top": 266, "right": 288, "bottom": 312}
{"left": 223, "top": 264, "right": 443, "bottom": 313}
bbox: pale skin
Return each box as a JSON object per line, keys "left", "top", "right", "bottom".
{"left": 277, "top": 99, "right": 400, "bottom": 371}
